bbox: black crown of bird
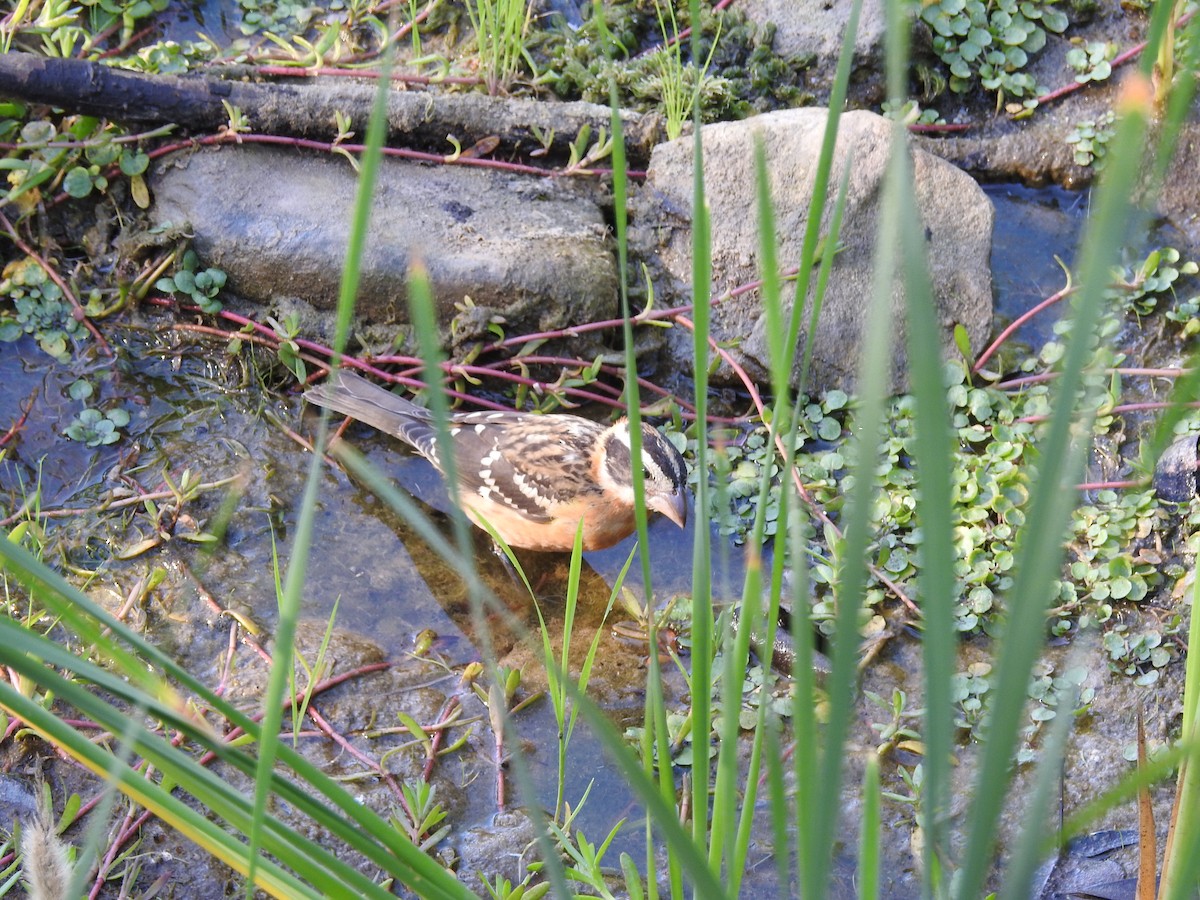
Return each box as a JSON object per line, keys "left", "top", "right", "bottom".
{"left": 304, "top": 370, "right": 689, "bottom": 552}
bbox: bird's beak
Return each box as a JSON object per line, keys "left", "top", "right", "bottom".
{"left": 649, "top": 490, "right": 688, "bottom": 529}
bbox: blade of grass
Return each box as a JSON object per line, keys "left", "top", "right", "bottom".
{"left": 786, "top": 495, "right": 819, "bottom": 894}
{"left": 1159, "top": 563, "right": 1200, "bottom": 899}
{"left": 686, "top": 0, "right": 716, "bottom": 872}
{"left": 0, "top": 653, "right": 385, "bottom": 898}
{"left": 0, "top": 540, "right": 474, "bottom": 897}
{"left": 565, "top": 676, "right": 730, "bottom": 899}
{"left": 246, "top": 36, "right": 397, "bottom": 898}
{"left": 722, "top": 134, "right": 803, "bottom": 891}
{"left": 954, "top": 78, "right": 1155, "bottom": 900}
{"left": 790, "top": 0, "right": 862, "bottom": 394}
{"left": 545, "top": 522, "right": 586, "bottom": 822}
{"left": 883, "top": 0, "right": 958, "bottom": 876}
{"left": 405, "top": 261, "right": 571, "bottom": 897}
{"left": 859, "top": 754, "right": 881, "bottom": 900}
{"left": 596, "top": 4, "right": 689, "bottom": 895}
{"left": 805, "top": 100, "right": 905, "bottom": 898}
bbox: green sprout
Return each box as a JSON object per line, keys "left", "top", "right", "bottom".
{"left": 1065, "top": 111, "right": 1115, "bottom": 168}
{"left": 0, "top": 257, "right": 83, "bottom": 361}
{"left": 64, "top": 406, "right": 131, "bottom": 447}
{"left": 155, "top": 249, "right": 227, "bottom": 314}
{"left": 1066, "top": 39, "right": 1116, "bottom": 83}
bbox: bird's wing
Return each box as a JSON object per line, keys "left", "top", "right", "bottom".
{"left": 445, "top": 418, "right": 606, "bottom": 523}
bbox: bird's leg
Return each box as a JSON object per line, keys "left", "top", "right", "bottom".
{"left": 491, "top": 540, "right": 526, "bottom": 589}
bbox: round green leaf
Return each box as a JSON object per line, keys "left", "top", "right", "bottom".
{"left": 1041, "top": 8, "right": 1068, "bottom": 31}
{"left": 120, "top": 149, "right": 150, "bottom": 176}
{"left": 63, "top": 167, "right": 95, "bottom": 198}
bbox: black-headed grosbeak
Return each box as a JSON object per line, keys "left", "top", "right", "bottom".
{"left": 305, "top": 370, "right": 689, "bottom": 552}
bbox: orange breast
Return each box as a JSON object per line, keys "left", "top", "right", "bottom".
{"left": 458, "top": 493, "right": 637, "bottom": 552}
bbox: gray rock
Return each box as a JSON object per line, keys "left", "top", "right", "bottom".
{"left": 738, "top": 0, "right": 888, "bottom": 104}
{"left": 1159, "top": 122, "right": 1200, "bottom": 247}
{"left": 147, "top": 145, "right": 617, "bottom": 355}
{"left": 635, "top": 108, "right": 994, "bottom": 395}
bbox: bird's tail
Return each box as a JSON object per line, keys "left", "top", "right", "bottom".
{"left": 303, "top": 370, "right": 428, "bottom": 439}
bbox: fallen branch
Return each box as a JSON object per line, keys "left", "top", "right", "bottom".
{"left": 0, "top": 52, "right": 665, "bottom": 164}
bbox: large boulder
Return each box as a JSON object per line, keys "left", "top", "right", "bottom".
{"left": 635, "top": 108, "right": 994, "bottom": 395}
{"left": 146, "top": 145, "right": 618, "bottom": 355}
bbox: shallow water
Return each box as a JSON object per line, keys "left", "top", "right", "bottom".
{"left": 3, "top": 180, "right": 1178, "bottom": 895}
{"left": 985, "top": 181, "right": 1089, "bottom": 353}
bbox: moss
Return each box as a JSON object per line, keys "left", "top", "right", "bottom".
{"left": 533, "top": 3, "right": 813, "bottom": 123}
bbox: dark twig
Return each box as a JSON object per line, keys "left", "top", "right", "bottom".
{"left": 252, "top": 64, "right": 482, "bottom": 87}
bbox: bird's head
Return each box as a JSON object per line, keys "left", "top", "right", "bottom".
{"left": 600, "top": 419, "right": 689, "bottom": 529}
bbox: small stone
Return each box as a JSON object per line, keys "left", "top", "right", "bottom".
{"left": 1153, "top": 434, "right": 1199, "bottom": 502}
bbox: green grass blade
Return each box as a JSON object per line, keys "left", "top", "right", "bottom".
{"left": 955, "top": 83, "right": 1154, "bottom": 900}
{"left": 566, "top": 677, "right": 730, "bottom": 900}
{"left": 245, "top": 37, "right": 397, "bottom": 897}
{"left": 806, "top": 121, "right": 904, "bottom": 898}
{"left": 788, "top": 0, "right": 862, "bottom": 392}
{"left": 1161, "top": 564, "right": 1200, "bottom": 898}
{"left": 887, "top": 72, "right": 957, "bottom": 891}
{"left": 859, "top": 754, "right": 881, "bottom": 900}
{"left": 0, "top": 541, "right": 473, "bottom": 897}
{"left": 686, "top": 0, "right": 715, "bottom": 867}
{"left": 0, "top": 652, "right": 388, "bottom": 898}
{"left": 998, "top": 669, "right": 1084, "bottom": 899}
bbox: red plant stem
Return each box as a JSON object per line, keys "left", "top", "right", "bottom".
{"left": 79, "top": 18, "right": 121, "bottom": 57}
{"left": 672, "top": 314, "right": 919, "bottom": 616}
{"left": 996, "top": 367, "right": 1189, "bottom": 391}
{"left": 158, "top": 296, "right": 716, "bottom": 419}
{"left": 1015, "top": 400, "right": 1200, "bottom": 423}
{"left": 169, "top": 322, "right": 326, "bottom": 372}
{"left": 373, "top": 0, "right": 439, "bottom": 43}
{"left": 421, "top": 696, "right": 461, "bottom": 782}
{"left": 1034, "top": 9, "right": 1197, "bottom": 108}
{"left": 1076, "top": 478, "right": 1149, "bottom": 491}
{"left": 95, "top": 23, "right": 157, "bottom": 61}
{"left": 973, "top": 282, "right": 1075, "bottom": 374}
{"left": 908, "top": 122, "right": 972, "bottom": 134}
{"left": 0, "top": 125, "right": 177, "bottom": 153}
{"left": 487, "top": 267, "right": 799, "bottom": 354}
{"left": 651, "top": 0, "right": 736, "bottom": 53}
{"left": 0, "top": 210, "right": 112, "bottom": 355}
{"left": 67, "top": 659, "right": 399, "bottom": 895}
{"left": 508, "top": 355, "right": 741, "bottom": 419}
{"left": 170, "top": 559, "right": 407, "bottom": 803}
{"left": 0, "top": 389, "right": 36, "bottom": 447}
{"left": 122, "top": 129, "right": 617, "bottom": 185}
{"left": 90, "top": 804, "right": 143, "bottom": 898}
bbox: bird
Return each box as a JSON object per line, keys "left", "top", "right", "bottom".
{"left": 304, "top": 370, "right": 690, "bottom": 552}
